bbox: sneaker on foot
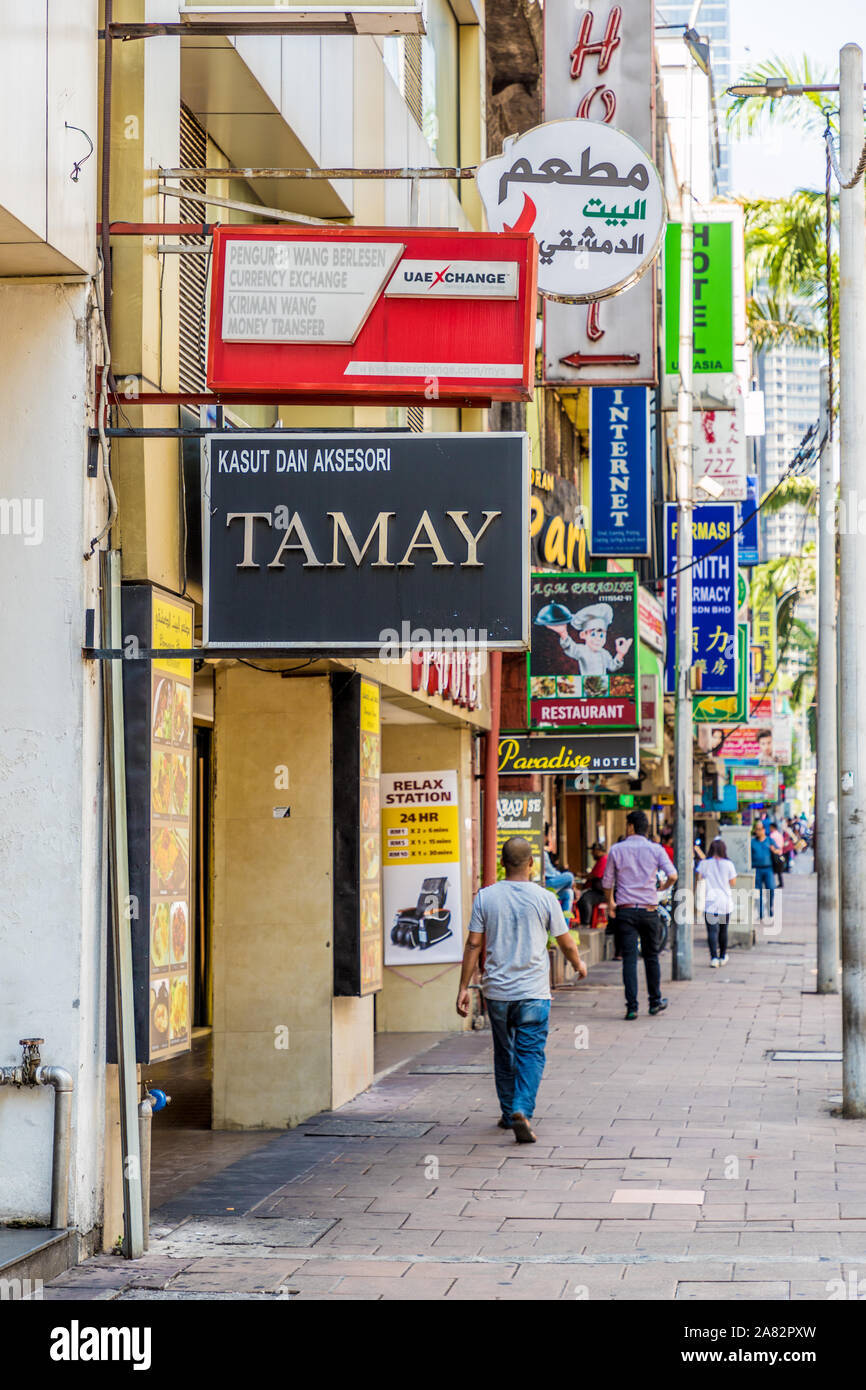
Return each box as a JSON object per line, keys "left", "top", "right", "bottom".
{"left": 649, "top": 998, "right": 668, "bottom": 1015}
{"left": 710, "top": 958, "right": 720, "bottom": 968}
{"left": 625, "top": 1008, "right": 638, "bottom": 1020}
{"left": 720, "top": 955, "right": 729, "bottom": 965}
{"left": 511, "top": 1112, "right": 537, "bottom": 1144}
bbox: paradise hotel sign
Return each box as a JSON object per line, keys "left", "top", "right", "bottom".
{"left": 202, "top": 432, "right": 528, "bottom": 651}
{"left": 498, "top": 734, "right": 639, "bottom": 775}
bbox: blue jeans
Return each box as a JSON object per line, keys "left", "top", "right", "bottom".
{"left": 754, "top": 866, "right": 775, "bottom": 918}
{"left": 485, "top": 998, "right": 551, "bottom": 1121}
{"left": 545, "top": 869, "right": 574, "bottom": 917}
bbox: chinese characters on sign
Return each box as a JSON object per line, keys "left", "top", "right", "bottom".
{"left": 665, "top": 503, "right": 738, "bottom": 696}
{"left": 529, "top": 572, "right": 639, "bottom": 730}
{"left": 694, "top": 398, "right": 747, "bottom": 501}
{"left": 590, "top": 386, "right": 651, "bottom": 555}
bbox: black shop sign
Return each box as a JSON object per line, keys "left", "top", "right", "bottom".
{"left": 203, "top": 432, "right": 528, "bottom": 651}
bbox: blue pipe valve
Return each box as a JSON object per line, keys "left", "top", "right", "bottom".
{"left": 145, "top": 1088, "right": 169, "bottom": 1112}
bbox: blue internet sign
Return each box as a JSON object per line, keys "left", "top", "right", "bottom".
{"left": 590, "top": 387, "right": 650, "bottom": 557}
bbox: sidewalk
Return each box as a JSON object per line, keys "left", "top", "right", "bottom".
{"left": 46, "top": 873, "right": 866, "bottom": 1302}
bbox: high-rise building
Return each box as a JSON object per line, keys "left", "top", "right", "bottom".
{"left": 657, "top": 0, "right": 732, "bottom": 193}
{"left": 755, "top": 339, "right": 821, "bottom": 679}
{"left": 755, "top": 341, "right": 821, "bottom": 561}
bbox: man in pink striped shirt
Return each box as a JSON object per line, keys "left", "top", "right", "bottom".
{"left": 603, "top": 809, "right": 677, "bottom": 1021}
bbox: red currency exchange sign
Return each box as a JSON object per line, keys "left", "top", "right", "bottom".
{"left": 207, "top": 226, "right": 537, "bottom": 405}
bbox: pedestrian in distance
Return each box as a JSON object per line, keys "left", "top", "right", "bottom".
{"left": 543, "top": 821, "right": 575, "bottom": 920}
{"left": 602, "top": 809, "right": 678, "bottom": 1021}
{"left": 457, "top": 836, "right": 587, "bottom": 1145}
{"left": 768, "top": 821, "right": 787, "bottom": 889}
{"left": 751, "top": 821, "right": 775, "bottom": 920}
{"left": 696, "top": 839, "right": 737, "bottom": 967}
{"left": 576, "top": 841, "right": 608, "bottom": 926}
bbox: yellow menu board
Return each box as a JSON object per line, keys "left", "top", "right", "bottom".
{"left": 149, "top": 593, "right": 194, "bottom": 1059}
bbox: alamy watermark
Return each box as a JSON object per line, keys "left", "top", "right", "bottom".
{"left": 0, "top": 497, "right": 43, "bottom": 546}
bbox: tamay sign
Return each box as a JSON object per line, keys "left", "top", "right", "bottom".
{"left": 476, "top": 118, "right": 665, "bottom": 304}
{"left": 542, "top": 0, "right": 658, "bottom": 385}
{"left": 528, "top": 571, "right": 638, "bottom": 730}
{"left": 203, "top": 432, "right": 528, "bottom": 651}
{"left": 207, "top": 227, "right": 537, "bottom": 405}
{"left": 589, "top": 385, "right": 650, "bottom": 555}
{"left": 665, "top": 503, "right": 737, "bottom": 696}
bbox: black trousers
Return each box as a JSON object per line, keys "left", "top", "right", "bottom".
{"left": 578, "top": 886, "right": 605, "bottom": 925}
{"left": 705, "top": 911, "right": 729, "bottom": 960}
{"left": 615, "top": 907, "right": 663, "bottom": 1012}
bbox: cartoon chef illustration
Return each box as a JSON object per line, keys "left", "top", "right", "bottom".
{"left": 535, "top": 600, "right": 633, "bottom": 675}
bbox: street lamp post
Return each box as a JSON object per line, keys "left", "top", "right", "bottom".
{"left": 816, "top": 364, "right": 838, "bottom": 993}
{"left": 672, "top": 7, "right": 707, "bottom": 982}
{"left": 836, "top": 43, "right": 866, "bottom": 1115}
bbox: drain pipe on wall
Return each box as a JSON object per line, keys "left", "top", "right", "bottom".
{"left": 0, "top": 1040, "right": 74, "bottom": 1229}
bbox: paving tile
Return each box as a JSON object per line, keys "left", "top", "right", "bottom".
{"left": 676, "top": 1281, "right": 789, "bottom": 1300}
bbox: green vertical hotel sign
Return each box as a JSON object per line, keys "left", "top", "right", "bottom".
{"left": 664, "top": 221, "right": 734, "bottom": 377}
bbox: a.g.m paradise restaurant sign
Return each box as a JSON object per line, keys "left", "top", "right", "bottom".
{"left": 498, "top": 733, "right": 638, "bottom": 775}
{"left": 203, "top": 432, "right": 528, "bottom": 652}
{"left": 528, "top": 571, "right": 638, "bottom": 730}
{"left": 206, "top": 226, "right": 537, "bottom": 406}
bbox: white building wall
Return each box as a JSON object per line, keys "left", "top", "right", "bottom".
{"left": 0, "top": 283, "right": 104, "bottom": 1231}
{"left": 0, "top": 1, "right": 97, "bottom": 275}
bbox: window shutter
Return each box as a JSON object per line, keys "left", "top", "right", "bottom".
{"left": 403, "top": 34, "right": 423, "bottom": 129}
{"left": 178, "top": 104, "right": 209, "bottom": 393}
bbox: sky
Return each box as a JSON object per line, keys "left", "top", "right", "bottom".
{"left": 728, "top": 0, "right": 866, "bottom": 197}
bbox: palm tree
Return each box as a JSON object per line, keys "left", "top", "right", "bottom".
{"left": 727, "top": 55, "right": 838, "bottom": 388}
{"left": 727, "top": 55, "right": 835, "bottom": 140}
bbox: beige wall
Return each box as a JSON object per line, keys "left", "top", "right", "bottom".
{"left": 377, "top": 721, "right": 476, "bottom": 1033}
{"left": 212, "top": 668, "right": 335, "bottom": 1128}
{"left": 332, "top": 995, "right": 374, "bottom": 1109}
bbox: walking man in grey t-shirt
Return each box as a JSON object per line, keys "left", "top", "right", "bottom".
{"left": 456, "top": 836, "right": 587, "bottom": 1144}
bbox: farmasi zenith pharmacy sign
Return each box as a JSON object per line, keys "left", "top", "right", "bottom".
{"left": 203, "top": 432, "right": 529, "bottom": 652}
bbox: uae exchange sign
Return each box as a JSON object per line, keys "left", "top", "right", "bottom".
{"left": 203, "top": 432, "right": 528, "bottom": 651}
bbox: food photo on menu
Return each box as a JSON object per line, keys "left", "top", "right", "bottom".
{"left": 152, "top": 677, "right": 174, "bottom": 743}
{"left": 151, "top": 901, "right": 170, "bottom": 970}
{"left": 150, "top": 979, "right": 170, "bottom": 1052}
{"left": 152, "top": 826, "right": 189, "bottom": 896}
{"left": 170, "top": 900, "right": 188, "bottom": 966}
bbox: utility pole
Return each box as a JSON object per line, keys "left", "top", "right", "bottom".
{"left": 815, "top": 364, "right": 838, "bottom": 993}
{"left": 837, "top": 43, "right": 866, "bottom": 1114}
{"left": 673, "top": 13, "right": 700, "bottom": 982}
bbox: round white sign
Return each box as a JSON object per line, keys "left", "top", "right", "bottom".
{"left": 476, "top": 118, "right": 666, "bottom": 304}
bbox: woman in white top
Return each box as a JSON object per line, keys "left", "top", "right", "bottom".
{"left": 696, "top": 839, "right": 737, "bottom": 968}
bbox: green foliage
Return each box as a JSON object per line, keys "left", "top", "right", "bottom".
{"left": 760, "top": 477, "right": 819, "bottom": 516}
{"left": 726, "top": 55, "right": 836, "bottom": 139}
